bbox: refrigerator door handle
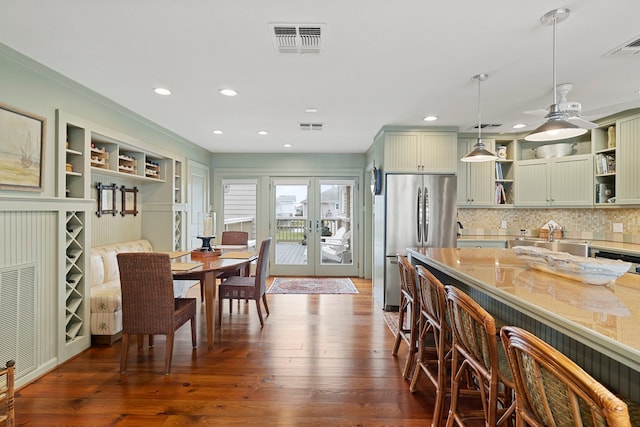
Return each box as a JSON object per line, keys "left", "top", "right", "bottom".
{"left": 423, "top": 186, "right": 429, "bottom": 244}
{"left": 416, "top": 186, "right": 422, "bottom": 242}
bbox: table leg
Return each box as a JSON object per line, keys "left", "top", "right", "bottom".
{"left": 202, "top": 271, "right": 217, "bottom": 349}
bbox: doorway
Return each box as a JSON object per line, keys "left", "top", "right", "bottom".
{"left": 270, "top": 177, "right": 357, "bottom": 277}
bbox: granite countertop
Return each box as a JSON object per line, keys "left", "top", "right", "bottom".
{"left": 408, "top": 247, "right": 640, "bottom": 372}
{"left": 458, "top": 235, "right": 640, "bottom": 256}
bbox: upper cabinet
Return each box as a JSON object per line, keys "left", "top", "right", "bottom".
{"left": 457, "top": 138, "right": 495, "bottom": 207}
{"left": 378, "top": 129, "right": 457, "bottom": 173}
{"left": 613, "top": 113, "right": 640, "bottom": 204}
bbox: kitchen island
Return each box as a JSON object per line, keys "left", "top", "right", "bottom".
{"left": 408, "top": 247, "right": 640, "bottom": 403}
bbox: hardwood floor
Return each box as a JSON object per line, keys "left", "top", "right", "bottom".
{"left": 13, "top": 278, "right": 436, "bottom": 426}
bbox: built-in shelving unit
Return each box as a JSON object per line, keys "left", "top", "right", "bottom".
{"left": 494, "top": 139, "right": 515, "bottom": 205}
{"left": 64, "top": 211, "right": 86, "bottom": 344}
{"left": 593, "top": 124, "right": 616, "bottom": 205}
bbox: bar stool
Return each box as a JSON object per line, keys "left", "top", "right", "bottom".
{"left": 500, "top": 326, "right": 633, "bottom": 427}
{"left": 392, "top": 255, "right": 420, "bottom": 380}
{"left": 410, "top": 265, "right": 451, "bottom": 426}
{"left": 445, "top": 285, "right": 515, "bottom": 427}
{"left": 0, "top": 360, "right": 15, "bottom": 427}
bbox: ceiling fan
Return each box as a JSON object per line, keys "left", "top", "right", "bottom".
{"left": 525, "top": 83, "right": 598, "bottom": 129}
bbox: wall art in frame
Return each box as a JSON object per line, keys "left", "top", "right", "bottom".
{"left": 0, "top": 102, "right": 47, "bottom": 191}
{"left": 96, "top": 183, "right": 117, "bottom": 217}
{"left": 120, "top": 185, "right": 138, "bottom": 216}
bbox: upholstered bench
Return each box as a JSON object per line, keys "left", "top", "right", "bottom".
{"left": 89, "top": 240, "right": 196, "bottom": 345}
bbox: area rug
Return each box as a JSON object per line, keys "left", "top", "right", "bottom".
{"left": 383, "top": 310, "right": 400, "bottom": 337}
{"left": 267, "top": 277, "right": 358, "bottom": 294}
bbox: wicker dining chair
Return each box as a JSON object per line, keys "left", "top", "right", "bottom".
{"left": 445, "top": 285, "right": 515, "bottom": 427}
{"left": 117, "top": 252, "right": 197, "bottom": 375}
{"left": 500, "top": 326, "right": 632, "bottom": 427}
{"left": 410, "top": 265, "right": 451, "bottom": 426}
{"left": 218, "top": 237, "right": 272, "bottom": 327}
{"left": 0, "top": 360, "right": 15, "bottom": 427}
{"left": 392, "top": 255, "right": 420, "bottom": 380}
{"left": 217, "top": 231, "right": 250, "bottom": 282}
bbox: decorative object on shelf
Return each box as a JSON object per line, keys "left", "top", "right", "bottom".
{"left": 525, "top": 8, "right": 588, "bottom": 142}
{"left": 461, "top": 73, "right": 498, "bottom": 162}
{"left": 120, "top": 186, "right": 138, "bottom": 216}
{"left": 496, "top": 145, "right": 507, "bottom": 159}
{"left": 0, "top": 102, "right": 46, "bottom": 192}
{"left": 96, "top": 183, "right": 118, "bottom": 217}
{"left": 608, "top": 125, "right": 616, "bottom": 148}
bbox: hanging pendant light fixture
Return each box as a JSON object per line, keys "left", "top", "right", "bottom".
{"left": 525, "top": 8, "right": 587, "bottom": 142}
{"left": 461, "top": 73, "right": 498, "bottom": 162}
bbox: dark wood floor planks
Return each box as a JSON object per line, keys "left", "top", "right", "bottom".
{"left": 13, "top": 278, "right": 435, "bottom": 426}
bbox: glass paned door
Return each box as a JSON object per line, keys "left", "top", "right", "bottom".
{"left": 271, "top": 177, "right": 357, "bottom": 276}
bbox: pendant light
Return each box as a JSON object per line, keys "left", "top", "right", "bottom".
{"left": 525, "top": 8, "right": 587, "bottom": 142}
{"left": 461, "top": 73, "right": 498, "bottom": 162}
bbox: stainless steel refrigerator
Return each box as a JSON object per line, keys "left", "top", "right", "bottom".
{"left": 373, "top": 173, "right": 457, "bottom": 311}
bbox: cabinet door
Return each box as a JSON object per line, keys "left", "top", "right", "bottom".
{"left": 420, "top": 132, "right": 457, "bottom": 173}
{"left": 384, "top": 132, "right": 421, "bottom": 172}
{"left": 616, "top": 114, "right": 640, "bottom": 204}
{"left": 457, "top": 140, "right": 470, "bottom": 205}
{"left": 457, "top": 139, "right": 494, "bottom": 206}
{"left": 515, "top": 160, "right": 549, "bottom": 206}
{"left": 550, "top": 155, "right": 594, "bottom": 206}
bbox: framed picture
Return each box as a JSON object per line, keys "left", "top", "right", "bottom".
{"left": 120, "top": 185, "right": 138, "bottom": 216}
{"left": 0, "top": 102, "right": 47, "bottom": 191}
{"left": 96, "top": 183, "right": 117, "bottom": 217}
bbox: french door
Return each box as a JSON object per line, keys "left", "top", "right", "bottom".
{"left": 270, "top": 177, "right": 357, "bottom": 277}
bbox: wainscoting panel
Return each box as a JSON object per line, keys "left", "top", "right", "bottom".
{"left": 0, "top": 210, "right": 58, "bottom": 386}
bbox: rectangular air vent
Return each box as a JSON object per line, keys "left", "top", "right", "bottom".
{"left": 470, "top": 123, "right": 502, "bottom": 130}
{"left": 300, "top": 123, "right": 323, "bottom": 131}
{"left": 605, "top": 35, "right": 640, "bottom": 56}
{"left": 270, "top": 23, "right": 324, "bottom": 54}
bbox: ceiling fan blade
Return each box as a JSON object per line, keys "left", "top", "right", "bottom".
{"left": 523, "top": 108, "right": 548, "bottom": 117}
{"left": 568, "top": 117, "right": 598, "bottom": 129}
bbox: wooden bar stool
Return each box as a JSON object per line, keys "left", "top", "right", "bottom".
{"left": 410, "top": 265, "right": 452, "bottom": 426}
{"left": 445, "top": 285, "right": 515, "bottom": 427}
{"left": 500, "top": 326, "right": 633, "bottom": 426}
{"left": 392, "top": 255, "right": 420, "bottom": 380}
{"left": 0, "top": 360, "right": 15, "bottom": 427}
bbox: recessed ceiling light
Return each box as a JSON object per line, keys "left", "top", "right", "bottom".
{"left": 283, "top": 144, "right": 292, "bottom": 148}
{"left": 305, "top": 108, "right": 318, "bottom": 113}
{"left": 219, "top": 88, "right": 238, "bottom": 97}
{"left": 154, "top": 87, "right": 172, "bottom": 96}
{"left": 257, "top": 130, "right": 268, "bottom": 135}
{"left": 212, "top": 130, "right": 223, "bottom": 135}
{"left": 512, "top": 123, "right": 527, "bottom": 129}
{"left": 423, "top": 115, "right": 438, "bottom": 122}
{"left": 636, "top": 89, "right": 640, "bottom": 95}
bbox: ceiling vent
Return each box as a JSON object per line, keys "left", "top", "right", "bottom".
{"left": 605, "top": 35, "right": 640, "bottom": 56}
{"left": 270, "top": 23, "right": 324, "bottom": 54}
{"left": 299, "top": 123, "right": 323, "bottom": 131}
{"left": 470, "top": 123, "right": 502, "bottom": 130}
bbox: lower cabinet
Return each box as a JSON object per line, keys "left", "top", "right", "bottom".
{"left": 515, "top": 154, "right": 593, "bottom": 207}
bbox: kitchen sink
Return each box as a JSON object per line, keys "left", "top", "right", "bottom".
{"left": 507, "top": 238, "right": 590, "bottom": 257}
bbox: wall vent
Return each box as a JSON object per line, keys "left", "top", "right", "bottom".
{"left": 270, "top": 23, "right": 324, "bottom": 54}
{"left": 0, "top": 262, "right": 37, "bottom": 380}
{"left": 605, "top": 35, "right": 640, "bottom": 56}
{"left": 300, "top": 123, "right": 323, "bottom": 131}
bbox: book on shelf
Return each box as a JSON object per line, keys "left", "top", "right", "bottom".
{"left": 495, "top": 183, "right": 507, "bottom": 204}
{"left": 495, "top": 162, "right": 503, "bottom": 180}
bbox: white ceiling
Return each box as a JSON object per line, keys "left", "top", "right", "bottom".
{"left": 1, "top": 1, "right": 639, "bottom": 154}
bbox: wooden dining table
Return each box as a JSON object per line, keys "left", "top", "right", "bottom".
{"left": 170, "top": 246, "right": 257, "bottom": 349}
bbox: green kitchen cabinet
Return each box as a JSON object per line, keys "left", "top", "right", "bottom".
{"left": 615, "top": 113, "right": 640, "bottom": 204}
{"left": 457, "top": 138, "right": 495, "bottom": 206}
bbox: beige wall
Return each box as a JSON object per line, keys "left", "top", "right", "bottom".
{"left": 458, "top": 207, "right": 640, "bottom": 242}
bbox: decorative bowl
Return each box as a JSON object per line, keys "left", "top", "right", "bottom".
{"left": 512, "top": 245, "right": 631, "bottom": 285}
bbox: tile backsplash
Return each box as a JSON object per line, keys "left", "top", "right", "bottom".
{"left": 458, "top": 208, "right": 640, "bottom": 242}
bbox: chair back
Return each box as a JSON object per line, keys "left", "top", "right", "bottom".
{"left": 415, "top": 265, "right": 447, "bottom": 333}
{"left": 117, "top": 253, "right": 176, "bottom": 335}
{"left": 0, "top": 360, "right": 15, "bottom": 427}
{"left": 397, "top": 255, "right": 417, "bottom": 303}
{"left": 255, "top": 237, "right": 272, "bottom": 296}
{"left": 445, "top": 285, "right": 499, "bottom": 379}
{"left": 221, "top": 231, "right": 249, "bottom": 245}
{"left": 500, "top": 326, "right": 631, "bottom": 427}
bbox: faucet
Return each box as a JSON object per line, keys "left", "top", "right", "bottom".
{"left": 548, "top": 224, "right": 556, "bottom": 242}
